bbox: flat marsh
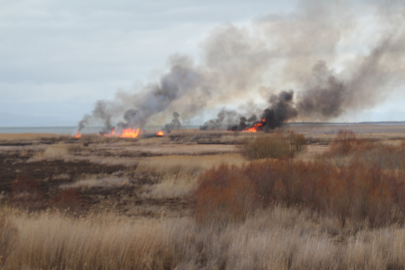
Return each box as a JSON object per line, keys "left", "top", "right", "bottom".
{"left": 1, "top": 125, "right": 405, "bottom": 269}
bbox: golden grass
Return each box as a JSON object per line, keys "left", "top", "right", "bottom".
{"left": 29, "top": 143, "right": 84, "bottom": 159}
{"left": 0, "top": 133, "right": 64, "bottom": 141}
{"left": 3, "top": 209, "right": 179, "bottom": 269}
{"left": 141, "top": 174, "right": 196, "bottom": 199}
{"left": 41, "top": 144, "right": 69, "bottom": 157}
{"left": 137, "top": 154, "right": 246, "bottom": 200}
{"left": 3, "top": 206, "right": 405, "bottom": 269}
{"left": 59, "top": 176, "right": 130, "bottom": 190}
{"left": 135, "top": 153, "right": 246, "bottom": 176}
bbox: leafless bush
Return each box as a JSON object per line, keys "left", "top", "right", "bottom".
{"left": 193, "top": 159, "right": 405, "bottom": 228}
{"left": 241, "top": 132, "right": 306, "bottom": 160}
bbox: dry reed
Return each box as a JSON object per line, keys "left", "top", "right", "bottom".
{"left": 3, "top": 206, "right": 405, "bottom": 269}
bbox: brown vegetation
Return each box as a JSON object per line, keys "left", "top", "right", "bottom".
{"left": 241, "top": 131, "right": 306, "bottom": 160}
{"left": 9, "top": 175, "right": 44, "bottom": 211}
{"left": 1, "top": 128, "right": 405, "bottom": 269}
{"left": 3, "top": 206, "right": 405, "bottom": 269}
{"left": 194, "top": 159, "right": 405, "bottom": 228}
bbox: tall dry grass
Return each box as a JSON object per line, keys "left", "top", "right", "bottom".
{"left": 137, "top": 154, "right": 246, "bottom": 200}
{"left": 3, "top": 206, "right": 405, "bottom": 269}
{"left": 1, "top": 210, "right": 178, "bottom": 269}
{"left": 141, "top": 175, "right": 195, "bottom": 199}
{"left": 59, "top": 175, "right": 130, "bottom": 190}
{"left": 136, "top": 153, "right": 246, "bottom": 176}
{"left": 0, "top": 133, "right": 66, "bottom": 141}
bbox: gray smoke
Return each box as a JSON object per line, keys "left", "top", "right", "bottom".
{"left": 215, "top": 91, "right": 297, "bottom": 131}
{"left": 78, "top": 0, "right": 405, "bottom": 131}
{"left": 262, "top": 91, "right": 298, "bottom": 130}
{"left": 200, "top": 109, "right": 239, "bottom": 130}
{"left": 297, "top": 31, "right": 405, "bottom": 120}
{"left": 163, "top": 112, "right": 181, "bottom": 133}
{"left": 297, "top": 61, "right": 346, "bottom": 119}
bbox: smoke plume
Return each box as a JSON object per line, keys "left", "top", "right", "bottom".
{"left": 163, "top": 112, "right": 181, "bottom": 133}
{"left": 78, "top": 0, "right": 405, "bottom": 132}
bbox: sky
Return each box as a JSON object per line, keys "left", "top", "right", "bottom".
{"left": 0, "top": 0, "right": 404, "bottom": 127}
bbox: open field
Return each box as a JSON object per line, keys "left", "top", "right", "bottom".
{"left": 1, "top": 124, "right": 405, "bottom": 269}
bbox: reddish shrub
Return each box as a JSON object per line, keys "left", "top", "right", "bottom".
{"left": 9, "top": 175, "right": 44, "bottom": 211}
{"left": 50, "top": 188, "right": 85, "bottom": 215}
{"left": 288, "top": 131, "right": 307, "bottom": 157}
{"left": 193, "top": 164, "right": 254, "bottom": 225}
{"left": 192, "top": 159, "right": 405, "bottom": 228}
{"left": 328, "top": 129, "right": 358, "bottom": 156}
{"left": 241, "top": 132, "right": 307, "bottom": 161}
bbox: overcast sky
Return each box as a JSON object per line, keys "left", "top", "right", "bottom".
{"left": 1, "top": 0, "right": 404, "bottom": 126}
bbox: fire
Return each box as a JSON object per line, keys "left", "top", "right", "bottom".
{"left": 120, "top": 128, "right": 140, "bottom": 138}
{"left": 241, "top": 118, "right": 266, "bottom": 133}
{"left": 242, "top": 121, "right": 265, "bottom": 133}
{"left": 75, "top": 132, "right": 81, "bottom": 138}
{"left": 102, "top": 127, "right": 139, "bottom": 138}
{"left": 156, "top": 130, "right": 164, "bottom": 136}
{"left": 243, "top": 126, "right": 258, "bottom": 133}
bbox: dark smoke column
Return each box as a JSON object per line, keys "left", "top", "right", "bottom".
{"left": 260, "top": 91, "right": 297, "bottom": 130}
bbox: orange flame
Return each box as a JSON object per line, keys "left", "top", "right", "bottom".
{"left": 243, "top": 127, "right": 257, "bottom": 133}
{"left": 121, "top": 128, "right": 140, "bottom": 138}
{"left": 75, "top": 132, "right": 81, "bottom": 138}
{"left": 156, "top": 130, "right": 164, "bottom": 136}
{"left": 242, "top": 122, "right": 264, "bottom": 133}
{"left": 103, "top": 127, "right": 139, "bottom": 138}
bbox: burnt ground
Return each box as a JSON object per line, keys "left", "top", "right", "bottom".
{"left": 0, "top": 154, "right": 127, "bottom": 194}
{"left": 0, "top": 138, "right": 190, "bottom": 217}
{"left": 0, "top": 128, "right": 359, "bottom": 218}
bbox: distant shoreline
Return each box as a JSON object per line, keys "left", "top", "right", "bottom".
{"left": 1, "top": 121, "right": 405, "bottom": 134}
{"left": 285, "top": 121, "right": 405, "bottom": 125}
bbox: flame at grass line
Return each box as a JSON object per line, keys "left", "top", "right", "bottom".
{"left": 156, "top": 130, "right": 164, "bottom": 136}
{"left": 120, "top": 128, "right": 140, "bottom": 138}
{"left": 104, "top": 128, "right": 140, "bottom": 138}
{"left": 74, "top": 128, "right": 140, "bottom": 138}
{"left": 242, "top": 118, "right": 266, "bottom": 133}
